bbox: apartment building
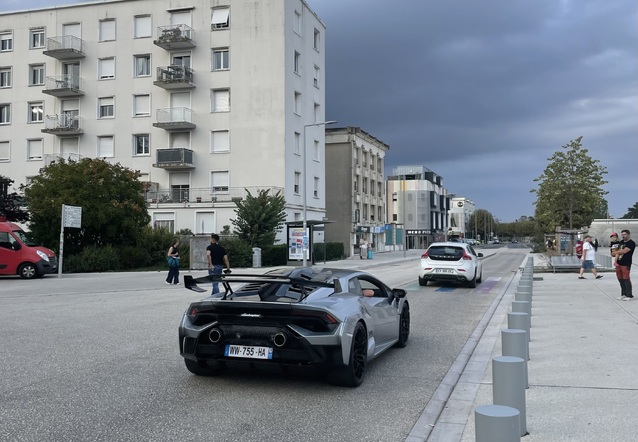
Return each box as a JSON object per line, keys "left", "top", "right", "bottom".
{"left": 448, "top": 195, "right": 476, "bottom": 239}
{"left": 0, "top": 0, "right": 327, "bottom": 238}
{"left": 325, "top": 126, "right": 389, "bottom": 257}
{"left": 387, "top": 165, "right": 450, "bottom": 249}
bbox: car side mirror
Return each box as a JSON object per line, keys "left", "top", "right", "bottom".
{"left": 12, "top": 242, "right": 22, "bottom": 251}
{"left": 391, "top": 288, "right": 407, "bottom": 299}
{"left": 477, "top": 253, "right": 483, "bottom": 258}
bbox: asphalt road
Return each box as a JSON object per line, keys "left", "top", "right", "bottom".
{"left": 0, "top": 246, "right": 527, "bottom": 442}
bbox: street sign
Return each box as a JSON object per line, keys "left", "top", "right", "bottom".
{"left": 63, "top": 205, "right": 82, "bottom": 228}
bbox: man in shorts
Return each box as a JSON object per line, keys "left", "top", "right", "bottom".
{"left": 578, "top": 235, "right": 602, "bottom": 279}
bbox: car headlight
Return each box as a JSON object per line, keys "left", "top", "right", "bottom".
{"left": 36, "top": 250, "right": 50, "bottom": 262}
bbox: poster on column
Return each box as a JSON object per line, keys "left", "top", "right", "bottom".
{"left": 288, "top": 226, "right": 309, "bottom": 260}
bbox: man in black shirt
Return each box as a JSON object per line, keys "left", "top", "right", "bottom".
{"left": 612, "top": 229, "right": 635, "bottom": 301}
{"left": 206, "top": 234, "right": 231, "bottom": 295}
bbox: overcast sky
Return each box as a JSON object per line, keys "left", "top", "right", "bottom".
{"left": 4, "top": 0, "right": 637, "bottom": 222}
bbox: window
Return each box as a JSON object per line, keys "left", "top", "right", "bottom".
{"left": 98, "top": 57, "right": 115, "bottom": 79}
{"left": 313, "top": 103, "right": 320, "bottom": 122}
{"left": 0, "top": 67, "right": 11, "bottom": 88}
{"left": 28, "top": 102, "right": 44, "bottom": 123}
{"left": 0, "top": 141, "right": 9, "bottom": 161}
{"left": 313, "top": 65, "right": 320, "bottom": 88}
{"left": 313, "top": 177, "right": 319, "bottom": 198}
{"left": 210, "top": 130, "right": 230, "bottom": 153}
{"left": 211, "top": 89, "right": 230, "bottom": 112}
{"left": 294, "top": 51, "right": 301, "bottom": 74}
{"left": 133, "top": 94, "right": 150, "bottom": 116}
{"left": 134, "top": 54, "right": 150, "bottom": 77}
{"left": 99, "top": 19, "right": 116, "bottom": 41}
{"left": 27, "top": 139, "right": 43, "bottom": 160}
{"left": 29, "top": 64, "right": 45, "bottom": 85}
{"left": 294, "top": 172, "right": 301, "bottom": 194}
{"left": 313, "top": 28, "right": 320, "bottom": 50}
{"left": 294, "top": 91, "right": 301, "bottom": 114}
{"left": 211, "top": 7, "right": 230, "bottom": 30}
{"left": 97, "top": 136, "right": 114, "bottom": 157}
{"left": 294, "top": 132, "right": 300, "bottom": 155}
{"left": 0, "top": 104, "right": 10, "bottom": 124}
{"left": 172, "top": 52, "right": 191, "bottom": 67}
{"left": 30, "top": 28, "right": 45, "bottom": 49}
{"left": 0, "top": 32, "right": 12, "bottom": 52}
{"left": 98, "top": 97, "right": 114, "bottom": 118}
{"left": 211, "top": 171, "right": 229, "bottom": 192}
{"left": 134, "top": 15, "right": 152, "bottom": 38}
{"left": 293, "top": 10, "right": 302, "bottom": 35}
{"left": 212, "top": 48, "right": 229, "bottom": 71}
{"left": 133, "top": 134, "right": 150, "bottom": 155}
{"left": 313, "top": 140, "right": 319, "bottom": 161}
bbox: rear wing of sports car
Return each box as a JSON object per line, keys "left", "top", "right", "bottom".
{"left": 183, "top": 273, "right": 336, "bottom": 301}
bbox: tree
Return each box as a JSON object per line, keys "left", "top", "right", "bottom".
{"left": 22, "top": 158, "right": 150, "bottom": 255}
{"left": 467, "top": 209, "right": 496, "bottom": 240}
{"left": 531, "top": 137, "right": 607, "bottom": 232}
{"left": 0, "top": 175, "right": 29, "bottom": 222}
{"left": 621, "top": 202, "right": 638, "bottom": 219}
{"left": 231, "top": 189, "right": 287, "bottom": 247}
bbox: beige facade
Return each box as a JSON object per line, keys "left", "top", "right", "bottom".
{"left": 325, "top": 127, "right": 389, "bottom": 257}
{"left": 448, "top": 196, "right": 476, "bottom": 239}
{"left": 0, "top": 0, "right": 326, "bottom": 239}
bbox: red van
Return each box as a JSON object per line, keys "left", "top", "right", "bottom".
{"left": 0, "top": 217, "right": 58, "bottom": 278}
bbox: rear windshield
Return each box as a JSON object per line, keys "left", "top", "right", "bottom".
{"left": 428, "top": 246, "right": 464, "bottom": 260}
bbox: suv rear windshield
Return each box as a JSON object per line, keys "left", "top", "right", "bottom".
{"left": 427, "top": 246, "right": 464, "bottom": 261}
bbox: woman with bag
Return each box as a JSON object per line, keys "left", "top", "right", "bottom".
{"left": 166, "top": 239, "right": 180, "bottom": 285}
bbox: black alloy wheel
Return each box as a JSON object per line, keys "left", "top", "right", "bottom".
{"left": 395, "top": 304, "right": 410, "bottom": 348}
{"left": 330, "top": 322, "right": 367, "bottom": 387}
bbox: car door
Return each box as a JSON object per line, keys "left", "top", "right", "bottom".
{"left": 357, "top": 277, "right": 398, "bottom": 346}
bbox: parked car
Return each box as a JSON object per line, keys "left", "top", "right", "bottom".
{"left": 179, "top": 267, "right": 410, "bottom": 387}
{"left": 0, "top": 217, "right": 58, "bottom": 278}
{"left": 418, "top": 242, "right": 483, "bottom": 287}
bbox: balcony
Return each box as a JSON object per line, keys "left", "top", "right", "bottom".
{"left": 153, "top": 65, "right": 194, "bottom": 90}
{"left": 153, "top": 148, "right": 195, "bottom": 170}
{"left": 41, "top": 113, "right": 83, "bottom": 135}
{"left": 43, "top": 36, "right": 85, "bottom": 59}
{"left": 44, "top": 153, "right": 83, "bottom": 166}
{"left": 152, "top": 107, "right": 195, "bottom": 130}
{"left": 42, "top": 74, "right": 84, "bottom": 97}
{"left": 145, "top": 186, "right": 283, "bottom": 204}
{"left": 153, "top": 25, "right": 195, "bottom": 50}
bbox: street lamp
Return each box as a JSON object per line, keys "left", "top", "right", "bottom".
{"left": 302, "top": 120, "right": 337, "bottom": 267}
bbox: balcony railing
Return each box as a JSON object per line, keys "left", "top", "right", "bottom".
{"left": 153, "top": 65, "right": 194, "bottom": 89}
{"left": 42, "top": 74, "right": 84, "bottom": 97}
{"left": 153, "top": 24, "right": 195, "bottom": 49}
{"left": 153, "top": 148, "right": 194, "bottom": 169}
{"left": 41, "top": 113, "right": 83, "bottom": 135}
{"left": 43, "top": 35, "right": 85, "bottom": 59}
{"left": 145, "top": 186, "right": 284, "bottom": 204}
{"left": 153, "top": 107, "right": 195, "bottom": 130}
{"left": 44, "top": 153, "right": 84, "bottom": 166}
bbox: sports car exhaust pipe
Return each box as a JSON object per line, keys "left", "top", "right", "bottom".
{"left": 272, "top": 332, "right": 287, "bottom": 348}
{"left": 209, "top": 328, "right": 222, "bottom": 343}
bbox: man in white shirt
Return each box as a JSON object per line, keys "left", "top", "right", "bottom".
{"left": 578, "top": 235, "right": 602, "bottom": 280}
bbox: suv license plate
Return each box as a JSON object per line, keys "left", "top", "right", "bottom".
{"left": 225, "top": 344, "right": 273, "bottom": 360}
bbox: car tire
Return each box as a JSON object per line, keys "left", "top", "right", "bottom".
{"left": 418, "top": 276, "right": 428, "bottom": 286}
{"left": 184, "top": 358, "right": 225, "bottom": 376}
{"left": 394, "top": 304, "right": 410, "bottom": 348}
{"left": 330, "top": 321, "right": 367, "bottom": 387}
{"left": 467, "top": 271, "right": 477, "bottom": 288}
{"left": 476, "top": 271, "right": 482, "bottom": 284}
{"left": 18, "top": 263, "right": 38, "bottom": 279}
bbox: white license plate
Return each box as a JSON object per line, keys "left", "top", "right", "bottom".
{"left": 435, "top": 268, "right": 454, "bottom": 273}
{"left": 225, "top": 344, "right": 273, "bottom": 360}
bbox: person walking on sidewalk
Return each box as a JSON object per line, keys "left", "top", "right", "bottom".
{"left": 206, "top": 233, "right": 231, "bottom": 295}
{"left": 578, "top": 235, "right": 602, "bottom": 279}
{"left": 165, "top": 239, "right": 180, "bottom": 285}
{"left": 611, "top": 229, "right": 635, "bottom": 300}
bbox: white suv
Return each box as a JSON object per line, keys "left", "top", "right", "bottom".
{"left": 418, "top": 242, "right": 483, "bottom": 287}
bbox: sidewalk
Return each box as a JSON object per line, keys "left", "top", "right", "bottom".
{"left": 323, "top": 250, "right": 638, "bottom": 441}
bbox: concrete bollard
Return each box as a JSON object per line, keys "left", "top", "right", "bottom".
{"left": 516, "top": 284, "right": 532, "bottom": 295}
{"left": 514, "top": 290, "right": 531, "bottom": 305}
{"left": 508, "top": 312, "right": 530, "bottom": 342}
{"left": 493, "top": 355, "right": 527, "bottom": 436}
{"left": 475, "top": 404, "right": 521, "bottom": 442}
{"left": 502, "top": 328, "right": 529, "bottom": 388}
{"left": 512, "top": 301, "right": 531, "bottom": 327}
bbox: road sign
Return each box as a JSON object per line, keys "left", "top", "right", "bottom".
{"left": 63, "top": 205, "right": 82, "bottom": 228}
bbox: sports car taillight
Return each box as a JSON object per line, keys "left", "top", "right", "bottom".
{"left": 292, "top": 309, "right": 338, "bottom": 324}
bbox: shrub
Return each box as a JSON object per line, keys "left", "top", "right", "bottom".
{"left": 63, "top": 244, "right": 120, "bottom": 273}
